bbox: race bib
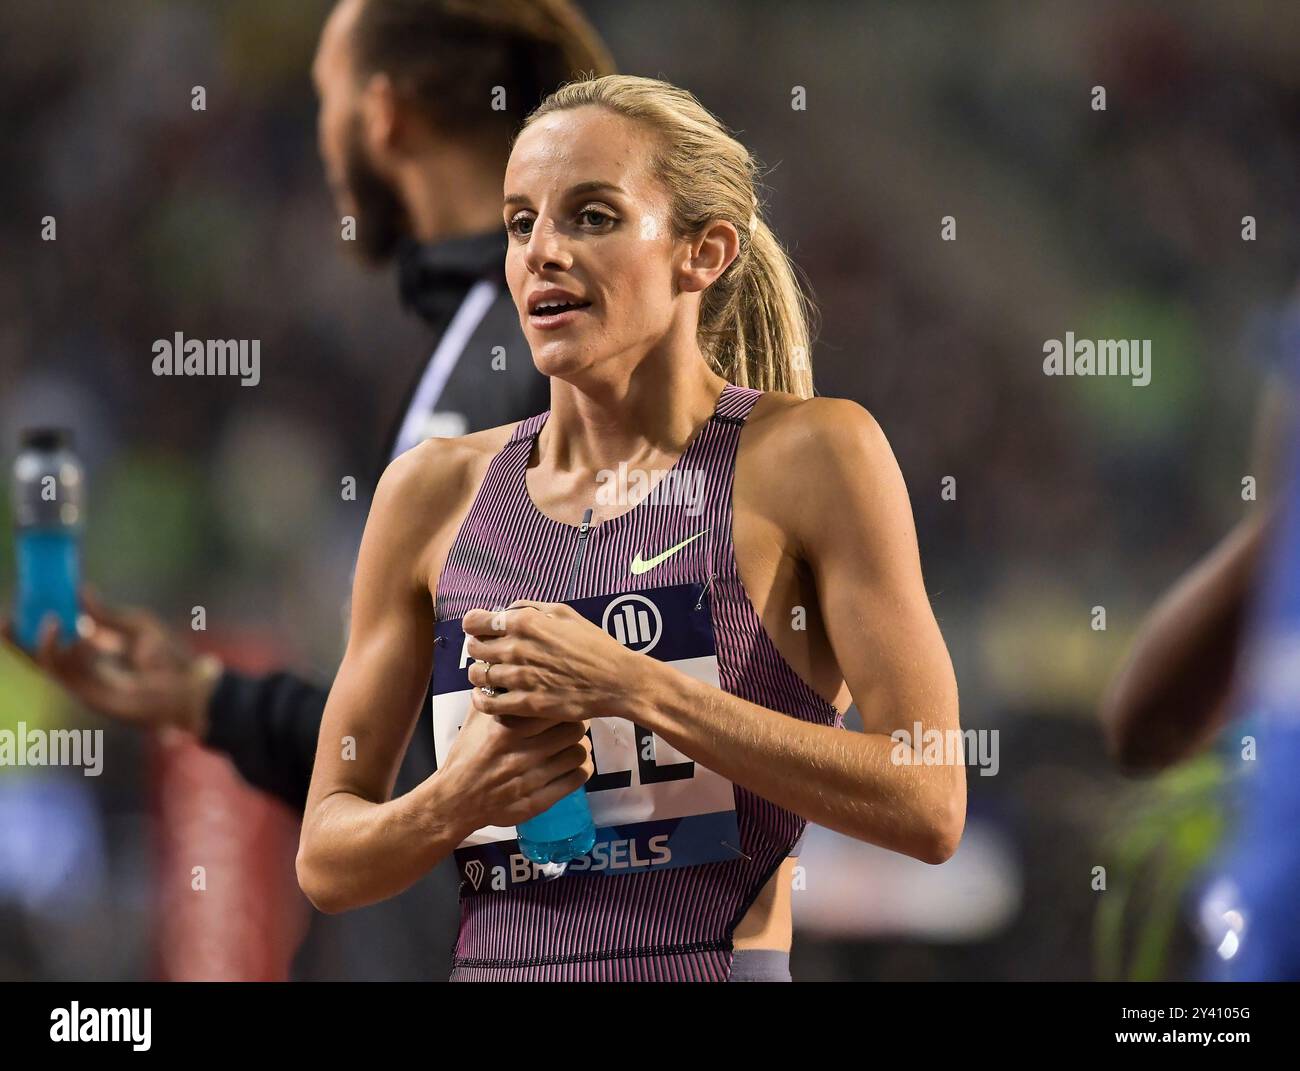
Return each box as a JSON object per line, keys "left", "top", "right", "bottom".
{"left": 430, "top": 583, "right": 741, "bottom": 895}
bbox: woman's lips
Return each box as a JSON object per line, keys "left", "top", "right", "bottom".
{"left": 528, "top": 302, "right": 592, "bottom": 330}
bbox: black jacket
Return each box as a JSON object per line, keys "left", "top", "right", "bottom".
{"left": 205, "top": 231, "right": 549, "bottom": 811}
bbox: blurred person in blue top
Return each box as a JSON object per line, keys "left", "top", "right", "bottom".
{"left": 1200, "top": 305, "right": 1300, "bottom": 981}
{"left": 1202, "top": 433, "right": 1300, "bottom": 980}
{"left": 1102, "top": 293, "right": 1300, "bottom": 980}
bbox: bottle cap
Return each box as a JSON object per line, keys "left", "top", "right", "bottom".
{"left": 20, "top": 427, "right": 74, "bottom": 451}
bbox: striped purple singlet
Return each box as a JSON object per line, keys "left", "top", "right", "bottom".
{"left": 434, "top": 382, "right": 843, "bottom": 980}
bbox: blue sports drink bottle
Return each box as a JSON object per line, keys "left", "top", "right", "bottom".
{"left": 516, "top": 784, "right": 598, "bottom": 865}
{"left": 12, "top": 428, "right": 84, "bottom": 651}
{"left": 514, "top": 507, "right": 597, "bottom": 866}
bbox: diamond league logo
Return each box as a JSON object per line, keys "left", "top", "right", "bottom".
{"left": 464, "top": 859, "right": 484, "bottom": 891}
{"left": 601, "top": 593, "right": 664, "bottom": 655}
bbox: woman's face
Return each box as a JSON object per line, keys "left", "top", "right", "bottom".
{"left": 503, "top": 106, "right": 685, "bottom": 380}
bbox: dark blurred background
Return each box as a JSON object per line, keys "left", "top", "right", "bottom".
{"left": 1, "top": 0, "right": 1298, "bottom": 981}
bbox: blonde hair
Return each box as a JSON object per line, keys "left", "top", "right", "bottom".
{"left": 522, "top": 75, "right": 816, "bottom": 397}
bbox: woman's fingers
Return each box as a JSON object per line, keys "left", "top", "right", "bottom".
{"left": 467, "top": 658, "right": 526, "bottom": 692}
{"left": 492, "top": 713, "right": 549, "bottom": 735}
{"left": 463, "top": 601, "right": 557, "bottom": 639}
{"left": 461, "top": 608, "right": 509, "bottom": 638}
{"left": 528, "top": 766, "right": 594, "bottom": 817}
{"left": 506, "top": 599, "right": 559, "bottom": 616}
{"left": 527, "top": 719, "right": 590, "bottom": 754}
{"left": 528, "top": 739, "right": 594, "bottom": 796}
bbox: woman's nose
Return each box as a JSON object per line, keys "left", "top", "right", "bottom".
{"left": 523, "top": 218, "right": 573, "bottom": 274}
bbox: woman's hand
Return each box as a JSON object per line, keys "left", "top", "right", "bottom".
{"left": 438, "top": 706, "right": 594, "bottom": 830}
{"left": 462, "top": 600, "right": 647, "bottom": 723}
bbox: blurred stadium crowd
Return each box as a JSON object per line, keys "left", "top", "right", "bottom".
{"left": 1, "top": 0, "right": 1298, "bottom": 981}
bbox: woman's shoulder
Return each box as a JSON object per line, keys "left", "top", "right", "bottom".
{"left": 370, "top": 418, "right": 529, "bottom": 525}
{"left": 743, "top": 391, "right": 891, "bottom": 471}
{"left": 737, "top": 391, "right": 905, "bottom": 543}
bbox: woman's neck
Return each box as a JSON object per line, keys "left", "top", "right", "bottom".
{"left": 541, "top": 349, "right": 729, "bottom": 476}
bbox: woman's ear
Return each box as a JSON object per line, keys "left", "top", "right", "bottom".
{"left": 678, "top": 219, "right": 740, "bottom": 294}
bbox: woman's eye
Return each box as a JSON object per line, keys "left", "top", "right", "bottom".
{"left": 579, "top": 208, "right": 613, "bottom": 228}
{"left": 507, "top": 215, "right": 534, "bottom": 238}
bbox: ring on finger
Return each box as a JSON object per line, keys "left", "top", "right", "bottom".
{"left": 478, "top": 660, "right": 499, "bottom": 697}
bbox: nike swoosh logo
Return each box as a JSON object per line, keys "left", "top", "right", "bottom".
{"left": 630, "top": 529, "right": 710, "bottom": 575}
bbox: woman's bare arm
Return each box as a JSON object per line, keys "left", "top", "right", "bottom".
{"left": 296, "top": 439, "right": 595, "bottom": 914}
{"left": 296, "top": 444, "right": 467, "bottom": 913}
{"left": 633, "top": 399, "right": 963, "bottom": 862}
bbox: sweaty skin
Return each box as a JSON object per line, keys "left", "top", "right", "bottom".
{"left": 298, "top": 386, "right": 964, "bottom": 948}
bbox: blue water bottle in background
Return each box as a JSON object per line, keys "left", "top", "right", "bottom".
{"left": 12, "top": 428, "right": 85, "bottom": 651}
{"left": 514, "top": 507, "right": 598, "bottom": 867}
